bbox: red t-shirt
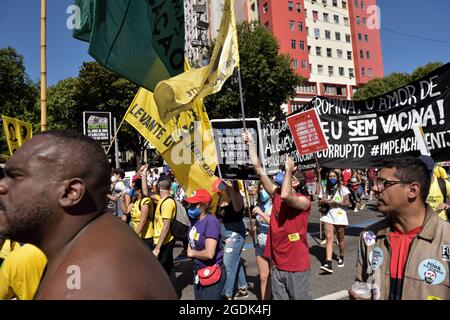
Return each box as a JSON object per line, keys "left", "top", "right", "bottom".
{"left": 388, "top": 226, "right": 422, "bottom": 300}
{"left": 342, "top": 169, "right": 352, "bottom": 186}
{"left": 264, "top": 189, "right": 311, "bottom": 272}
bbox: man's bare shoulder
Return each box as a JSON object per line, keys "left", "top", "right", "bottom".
{"left": 37, "top": 214, "right": 177, "bottom": 300}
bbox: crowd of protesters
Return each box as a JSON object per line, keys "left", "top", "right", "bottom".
{"left": 0, "top": 129, "right": 449, "bottom": 300}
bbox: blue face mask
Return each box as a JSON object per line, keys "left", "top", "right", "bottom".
{"left": 259, "top": 190, "right": 270, "bottom": 203}
{"left": 129, "top": 189, "right": 137, "bottom": 198}
{"left": 274, "top": 171, "right": 285, "bottom": 187}
{"left": 329, "top": 178, "right": 337, "bottom": 186}
{"left": 188, "top": 206, "right": 201, "bottom": 219}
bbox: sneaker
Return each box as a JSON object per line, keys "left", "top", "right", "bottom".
{"left": 354, "top": 207, "right": 359, "bottom": 213}
{"left": 234, "top": 289, "right": 249, "bottom": 299}
{"left": 360, "top": 203, "right": 366, "bottom": 210}
{"left": 337, "top": 258, "right": 345, "bottom": 268}
{"left": 320, "top": 262, "right": 333, "bottom": 274}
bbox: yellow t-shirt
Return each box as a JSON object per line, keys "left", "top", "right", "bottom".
{"left": 434, "top": 166, "right": 448, "bottom": 179}
{"left": 0, "top": 244, "right": 47, "bottom": 300}
{"left": 153, "top": 196, "right": 176, "bottom": 245}
{"left": 0, "top": 240, "right": 21, "bottom": 260}
{"left": 130, "top": 197, "right": 154, "bottom": 239}
{"left": 427, "top": 177, "right": 450, "bottom": 221}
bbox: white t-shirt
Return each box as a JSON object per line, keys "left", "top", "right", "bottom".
{"left": 320, "top": 186, "right": 350, "bottom": 226}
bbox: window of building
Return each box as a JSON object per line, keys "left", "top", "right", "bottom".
{"left": 298, "top": 21, "right": 303, "bottom": 31}
{"left": 312, "top": 0, "right": 316, "bottom": 3}
{"left": 292, "top": 59, "right": 298, "bottom": 69}
{"left": 334, "top": 15, "right": 339, "bottom": 24}
{"left": 339, "top": 67, "right": 345, "bottom": 76}
{"left": 314, "top": 28, "right": 320, "bottom": 38}
{"left": 324, "top": 84, "right": 347, "bottom": 96}
{"left": 328, "top": 66, "right": 334, "bottom": 76}
{"left": 362, "top": 67, "right": 366, "bottom": 76}
{"left": 297, "top": 3, "right": 302, "bottom": 12}
{"left": 325, "top": 30, "right": 331, "bottom": 39}
{"left": 349, "top": 68, "right": 354, "bottom": 77}
{"left": 366, "top": 51, "right": 370, "bottom": 59}
{"left": 316, "top": 46, "right": 322, "bottom": 56}
{"left": 363, "top": 17, "right": 367, "bottom": 25}
{"left": 313, "top": 10, "right": 319, "bottom": 21}
{"left": 291, "top": 40, "right": 296, "bottom": 49}
{"left": 251, "top": 3, "right": 256, "bottom": 12}
{"left": 290, "top": 20, "right": 295, "bottom": 30}
{"left": 332, "top": 0, "right": 337, "bottom": 6}
{"left": 308, "top": 45, "right": 311, "bottom": 53}
{"left": 335, "top": 32, "right": 341, "bottom": 41}
{"left": 365, "top": 34, "right": 369, "bottom": 42}
{"left": 323, "top": 13, "right": 329, "bottom": 22}
{"left": 322, "top": 0, "right": 327, "bottom": 6}
{"left": 344, "top": 17, "right": 349, "bottom": 25}
{"left": 263, "top": 2, "right": 268, "bottom": 13}
{"left": 342, "top": 1, "right": 347, "bottom": 9}
{"left": 337, "top": 49, "right": 343, "bottom": 58}
{"left": 347, "top": 51, "right": 352, "bottom": 60}
{"left": 296, "top": 83, "right": 316, "bottom": 94}
{"left": 288, "top": 1, "right": 293, "bottom": 11}
{"left": 309, "top": 63, "right": 312, "bottom": 71}
{"left": 358, "top": 33, "right": 362, "bottom": 41}
{"left": 318, "top": 64, "right": 324, "bottom": 74}
{"left": 345, "top": 34, "right": 351, "bottom": 42}
{"left": 356, "top": 16, "right": 360, "bottom": 24}
{"left": 300, "top": 40, "right": 305, "bottom": 50}
{"left": 361, "top": 0, "right": 365, "bottom": 9}
{"left": 354, "top": 0, "right": 358, "bottom": 8}
{"left": 306, "top": 27, "right": 309, "bottom": 35}
{"left": 302, "top": 60, "right": 307, "bottom": 69}
{"left": 304, "top": 9, "right": 307, "bottom": 17}
{"left": 368, "top": 68, "right": 373, "bottom": 77}
{"left": 327, "top": 48, "right": 332, "bottom": 57}
{"left": 360, "top": 50, "right": 364, "bottom": 58}
{"left": 265, "top": 21, "right": 270, "bottom": 29}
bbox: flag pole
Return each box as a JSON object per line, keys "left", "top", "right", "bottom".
{"left": 237, "top": 67, "right": 256, "bottom": 247}
{"left": 40, "top": 0, "right": 47, "bottom": 131}
{"left": 106, "top": 115, "right": 127, "bottom": 155}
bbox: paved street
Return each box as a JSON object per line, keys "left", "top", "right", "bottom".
{"left": 172, "top": 197, "right": 385, "bottom": 300}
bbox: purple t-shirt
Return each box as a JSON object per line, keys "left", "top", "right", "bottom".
{"left": 188, "top": 214, "right": 223, "bottom": 268}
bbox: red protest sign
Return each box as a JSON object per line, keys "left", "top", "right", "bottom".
{"left": 286, "top": 108, "right": 329, "bottom": 156}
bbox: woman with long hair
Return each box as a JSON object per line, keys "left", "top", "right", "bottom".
{"left": 318, "top": 170, "right": 350, "bottom": 274}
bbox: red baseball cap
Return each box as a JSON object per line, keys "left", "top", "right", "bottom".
{"left": 132, "top": 175, "right": 141, "bottom": 183}
{"left": 185, "top": 189, "right": 212, "bottom": 204}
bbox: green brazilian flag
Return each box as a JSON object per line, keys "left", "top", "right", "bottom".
{"left": 73, "top": 0, "right": 185, "bottom": 92}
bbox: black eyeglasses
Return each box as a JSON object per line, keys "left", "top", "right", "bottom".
{"left": 375, "top": 178, "right": 411, "bottom": 191}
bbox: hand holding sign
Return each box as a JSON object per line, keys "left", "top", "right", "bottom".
{"left": 285, "top": 155, "right": 297, "bottom": 174}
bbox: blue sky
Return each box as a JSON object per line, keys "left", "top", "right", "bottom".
{"left": 0, "top": 0, "right": 449, "bottom": 86}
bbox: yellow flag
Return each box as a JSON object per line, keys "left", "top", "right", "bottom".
{"left": 1, "top": 115, "right": 33, "bottom": 155}
{"left": 154, "top": 0, "right": 240, "bottom": 123}
{"left": 124, "top": 88, "right": 224, "bottom": 208}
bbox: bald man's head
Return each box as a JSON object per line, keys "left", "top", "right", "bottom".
{"left": 0, "top": 130, "right": 111, "bottom": 242}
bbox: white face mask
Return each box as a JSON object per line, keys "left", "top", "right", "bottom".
{"left": 111, "top": 176, "right": 117, "bottom": 183}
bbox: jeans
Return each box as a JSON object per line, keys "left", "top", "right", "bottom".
{"left": 220, "top": 221, "right": 248, "bottom": 298}
{"left": 193, "top": 264, "right": 227, "bottom": 300}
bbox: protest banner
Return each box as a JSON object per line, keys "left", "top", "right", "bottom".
{"left": 1, "top": 115, "right": 33, "bottom": 155}
{"left": 286, "top": 108, "right": 329, "bottom": 156}
{"left": 298, "top": 63, "right": 450, "bottom": 168}
{"left": 210, "top": 119, "right": 264, "bottom": 180}
{"left": 82, "top": 111, "right": 112, "bottom": 147}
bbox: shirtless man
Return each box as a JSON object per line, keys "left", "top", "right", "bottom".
{"left": 0, "top": 130, "right": 176, "bottom": 299}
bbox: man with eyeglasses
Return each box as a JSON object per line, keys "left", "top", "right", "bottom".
{"left": 349, "top": 157, "right": 450, "bottom": 300}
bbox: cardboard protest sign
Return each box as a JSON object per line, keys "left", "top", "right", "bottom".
{"left": 211, "top": 119, "right": 264, "bottom": 180}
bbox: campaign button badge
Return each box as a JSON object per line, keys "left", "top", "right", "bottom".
{"left": 442, "top": 245, "right": 450, "bottom": 262}
{"left": 418, "top": 259, "right": 446, "bottom": 285}
{"left": 363, "top": 231, "right": 376, "bottom": 246}
{"left": 369, "top": 247, "right": 384, "bottom": 268}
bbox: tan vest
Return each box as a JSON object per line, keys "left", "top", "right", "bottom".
{"left": 355, "top": 208, "right": 450, "bottom": 300}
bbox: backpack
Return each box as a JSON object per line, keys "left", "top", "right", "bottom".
{"left": 159, "top": 196, "right": 191, "bottom": 240}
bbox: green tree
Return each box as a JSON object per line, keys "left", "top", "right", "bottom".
{"left": 45, "top": 77, "right": 79, "bottom": 130}
{"left": 205, "top": 22, "right": 304, "bottom": 122}
{"left": 0, "top": 47, "right": 39, "bottom": 155}
{"left": 353, "top": 61, "right": 444, "bottom": 101}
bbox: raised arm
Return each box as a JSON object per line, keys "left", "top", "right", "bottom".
{"left": 280, "top": 156, "right": 310, "bottom": 211}
{"left": 242, "top": 129, "right": 276, "bottom": 196}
